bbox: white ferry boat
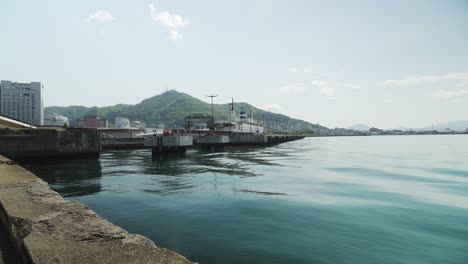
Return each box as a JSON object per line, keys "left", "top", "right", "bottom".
{"left": 214, "top": 105, "right": 264, "bottom": 134}
{"left": 185, "top": 100, "right": 264, "bottom": 134}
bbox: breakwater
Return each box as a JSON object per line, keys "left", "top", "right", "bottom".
{"left": 0, "top": 155, "right": 192, "bottom": 264}
{"left": 145, "top": 134, "right": 304, "bottom": 155}
{"left": 0, "top": 128, "right": 100, "bottom": 159}
{"left": 194, "top": 134, "right": 305, "bottom": 147}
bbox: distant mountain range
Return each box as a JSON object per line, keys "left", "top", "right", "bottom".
{"left": 421, "top": 120, "right": 468, "bottom": 132}
{"left": 347, "top": 124, "right": 370, "bottom": 131}
{"left": 348, "top": 120, "right": 468, "bottom": 132}
{"left": 45, "top": 90, "right": 328, "bottom": 132}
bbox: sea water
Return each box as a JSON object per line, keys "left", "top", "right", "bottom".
{"left": 24, "top": 135, "right": 468, "bottom": 264}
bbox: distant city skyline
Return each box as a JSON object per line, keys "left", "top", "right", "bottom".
{"left": 1, "top": 0, "right": 467, "bottom": 129}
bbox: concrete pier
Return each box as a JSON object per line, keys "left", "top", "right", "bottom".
{"left": 229, "top": 135, "right": 268, "bottom": 145}
{"left": 193, "top": 134, "right": 304, "bottom": 147}
{"left": 196, "top": 135, "right": 228, "bottom": 150}
{"left": 196, "top": 135, "right": 229, "bottom": 145}
{"left": 101, "top": 138, "right": 144, "bottom": 149}
{"left": 266, "top": 135, "right": 305, "bottom": 145}
{"left": 0, "top": 155, "right": 192, "bottom": 264}
{"left": 144, "top": 136, "right": 193, "bottom": 156}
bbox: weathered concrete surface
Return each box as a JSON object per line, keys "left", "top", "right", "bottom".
{"left": 101, "top": 137, "right": 144, "bottom": 149}
{"left": 0, "top": 221, "right": 20, "bottom": 264}
{"left": 0, "top": 128, "right": 101, "bottom": 159}
{"left": 266, "top": 135, "right": 305, "bottom": 145}
{"left": 144, "top": 136, "right": 193, "bottom": 147}
{"left": 229, "top": 135, "right": 268, "bottom": 145}
{"left": 195, "top": 135, "right": 229, "bottom": 145}
{"left": 0, "top": 155, "right": 192, "bottom": 264}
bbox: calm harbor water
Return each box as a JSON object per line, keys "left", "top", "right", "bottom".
{"left": 24, "top": 135, "right": 468, "bottom": 264}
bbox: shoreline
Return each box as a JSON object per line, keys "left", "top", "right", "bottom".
{"left": 0, "top": 155, "right": 193, "bottom": 264}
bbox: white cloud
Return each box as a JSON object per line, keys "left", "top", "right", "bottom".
{"left": 287, "top": 67, "right": 327, "bottom": 77}
{"left": 168, "top": 29, "right": 183, "bottom": 41}
{"left": 288, "top": 67, "right": 314, "bottom": 73}
{"left": 97, "top": 29, "right": 105, "bottom": 36}
{"left": 149, "top": 3, "right": 189, "bottom": 41}
{"left": 431, "top": 89, "right": 468, "bottom": 100}
{"left": 455, "top": 79, "right": 468, "bottom": 88}
{"left": 150, "top": 10, "right": 189, "bottom": 28}
{"left": 260, "top": 104, "right": 283, "bottom": 113}
{"left": 279, "top": 84, "right": 308, "bottom": 93}
{"left": 310, "top": 80, "right": 358, "bottom": 99}
{"left": 284, "top": 66, "right": 359, "bottom": 99}
{"left": 310, "top": 80, "right": 326, "bottom": 87}
{"left": 254, "top": 0, "right": 273, "bottom": 18}
{"left": 339, "top": 82, "right": 361, "bottom": 90}
{"left": 84, "top": 10, "right": 116, "bottom": 23}
{"left": 379, "top": 72, "right": 468, "bottom": 86}
{"left": 319, "top": 87, "right": 336, "bottom": 99}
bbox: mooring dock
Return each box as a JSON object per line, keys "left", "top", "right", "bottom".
{"left": 144, "top": 134, "right": 304, "bottom": 155}
{"left": 195, "top": 134, "right": 304, "bottom": 146}
{"left": 144, "top": 135, "right": 193, "bottom": 155}
{"left": 264, "top": 135, "right": 305, "bottom": 144}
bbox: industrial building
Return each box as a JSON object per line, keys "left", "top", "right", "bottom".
{"left": 0, "top": 80, "right": 44, "bottom": 126}
{"left": 76, "top": 115, "right": 108, "bottom": 128}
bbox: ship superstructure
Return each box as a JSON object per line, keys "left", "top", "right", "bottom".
{"left": 213, "top": 99, "right": 264, "bottom": 134}
{"left": 184, "top": 99, "right": 264, "bottom": 134}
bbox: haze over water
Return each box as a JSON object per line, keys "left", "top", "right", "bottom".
{"left": 25, "top": 135, "right": 468, "bottom": 264}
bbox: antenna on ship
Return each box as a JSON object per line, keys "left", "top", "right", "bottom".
{"left": 206, "top": 95, "right": 218, "bottom": 129}
{"left": 249, "top": 109, "right": 253, "bottom": 133}
{"left": 229, "top": 98, "right": 234, "bottom": 134}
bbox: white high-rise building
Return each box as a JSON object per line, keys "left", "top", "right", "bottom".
{"left": 0, "top": 80, "right": 44, "bottom": 126}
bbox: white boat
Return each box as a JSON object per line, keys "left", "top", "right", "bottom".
{"left": 213, "top": 101, "right": 264, "bottom": 134}
{"left": 184, "top": 99, "right": 264, "bottom": 134}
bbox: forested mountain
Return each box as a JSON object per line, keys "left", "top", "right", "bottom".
{"left": 45, "top": 90, "right": 327, "bottom": 132}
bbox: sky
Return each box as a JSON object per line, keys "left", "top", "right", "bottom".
{"left": 1, "top": 0, "right": 468, "bottom": 129}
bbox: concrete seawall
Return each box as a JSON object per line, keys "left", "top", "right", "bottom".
{"left": 0, "top": 155, "right": 192, "bottom": 264}
{"left": 0, "top": 128, "right": 100, "bottom": 159}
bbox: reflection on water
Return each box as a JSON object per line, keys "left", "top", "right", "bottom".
{"left": 143, "top": 147, "right": 284, "bottom": 179}
{"left": 23, "top": 136, "right": 468, "bottom": 264}
{"left": 233, "top": 188, "right": 290, "bottom": 196}
{"left": 23, "top": 158, "right": 102, "bottom": 197}
{"left": 23, "top": 146, "right": 283, "bottom": 198}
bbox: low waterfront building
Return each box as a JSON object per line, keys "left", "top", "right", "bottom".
{"left": 77, "top": 115, "right": 108, "bottom": 128}
{"left": 0, "top": 80, "right": 44, "bottom": 126}
{"left": 132, "top": 120, "right": 146, "bottom": 129}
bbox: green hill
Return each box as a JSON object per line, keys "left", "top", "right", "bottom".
{"left": 45, "top": 90, "right": 328, "bottom": 132}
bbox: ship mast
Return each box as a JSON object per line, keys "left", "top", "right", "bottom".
{"left": 206, "top": 95, "right": 218, "bottom": 130}
{"left": 229, "top": 98, "right": 234, "bottom": 134}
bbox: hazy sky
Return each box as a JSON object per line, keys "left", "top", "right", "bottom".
{"left": 1, "top": 0, "right": 468, "bottom": 128}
